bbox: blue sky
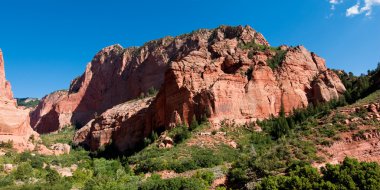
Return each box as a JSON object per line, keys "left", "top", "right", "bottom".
{"left": 0, "top": 0, "right": 379, "bottom": 98}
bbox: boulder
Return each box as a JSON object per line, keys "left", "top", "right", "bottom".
{"left": 50, "top": 143, "right": 71, "bottom": 155}
{"left": 3, "top": 164, "right": 13, "bottom": 173}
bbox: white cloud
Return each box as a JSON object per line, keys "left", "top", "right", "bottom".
{"left": 346, "top": 3, "right": 361, "bottom": 16}
{"left": 329, "top": 0, "right": 342, "bottom": 4}
{"left": 346, "top": 0, "right": 380, "bottom": 17}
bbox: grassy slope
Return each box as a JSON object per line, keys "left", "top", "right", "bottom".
{"left": 352, "top": 90, "right": 380, "bottom": 106}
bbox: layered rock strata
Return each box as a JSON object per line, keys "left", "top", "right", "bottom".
{"left": 70, "top": 26, "right": 345, "bottom": 152}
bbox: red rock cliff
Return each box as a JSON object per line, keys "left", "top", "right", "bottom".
{"left": 72, "top": 26, "right": 346, "bottom": 152}
{"left": 31, "top": 41, "right": 173, "bottom": 133}
{"left": 0, "top": 50, "right": 13, "bottom": 100}
{"left": 0, "top": 49, "right": 38, "bottom": 151}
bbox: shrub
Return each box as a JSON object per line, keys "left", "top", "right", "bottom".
{"left": 140, "top": 175, "right": 208, "bottom": 190}
{"left": 318, "top": 127, "right": 336, "bottom": 138}
{"left": 192, "top": 149, "right": 222, "bottom": 168}
{"left": 72, "top": 169, "right": 93, "bottom": 188}
{"left": 193, "top": 170, "right": 215, "bottom": 185}
{"left": 18, "top": 152, "right": 33, "bottom": 162}
{"left": 0, "top": 140, "right": 13, "bottom": 149}
{"left": 172, "top": 159, "right": 197, "bottom": 173}
{"left": 238, "top": 41, "right": 268, "bottom": 51}
{"left": 170, "top": 124, "right": 191, "bottom": 144}
{"left": 189, "top": 116, "right": 199, "bottom": 131}
{"left": 136, "top": 158, "right": 169, "bottom": 173}
{"left": 143, "top": 137, "right": 152, "bottom": 147}
{"left": 228, "top": 167, "right": 249, "bottom": 187}
{"left": 45, "top": 167, "right": 61, "bottom": 184}
{"left": 267, "top": 50, "right": 287, "bottom": 70}
{"left": 30, "top": 157, "right": 44, "bottom": 169}
{"left": 13, "top": 162, "right": 33, "bottom": 181}
{"left": 16, "top": 98, "right": 40, "bottom": 108}
{"left": 93, "top": 158, "right": 124, "bottom": 177}
{"left": 147, "top": 87, "right": 158, "bottom": 97}
{"left": 256, "top": 157, "right": 380, "bottom": 190}
{"left": 0, "top": 175, "right": 14, "bottom": 187}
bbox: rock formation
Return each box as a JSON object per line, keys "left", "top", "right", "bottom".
{"left": 31, "top": 40, "right": 173, "bottom": 133}
{"left": 74, "top": 97, "right": 154, "bottom": 151}
{"left": 0, "top": 49, "right": 38, "bottom": 152}
{"left": 71, "top": 25, "right": 346, "bottom": 152}
{"left": 0, "top": 50, "right": 13, "bottom": 100}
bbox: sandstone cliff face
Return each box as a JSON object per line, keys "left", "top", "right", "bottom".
{"left": 72, "top": 26, "right": 346, "bottom": 152}
{"left": 31, "top": 37, "right": 179, "bottom": 133}
{"left": 30, "top": 90, "right": 73, "bottom": 133}
{"left": 0, "top": 50, "right": 38, "bottom": 152}
{"left": 0, "top": 50, "right": 14, "bottom": 101}
{"left": 73, "top": 97, "right": 154, "bottom": 151}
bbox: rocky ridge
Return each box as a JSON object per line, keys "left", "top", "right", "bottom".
{"left": 69, "top": 25, "right": 345, "bottom": 152}
{"left": 0, "top": 49, "right": 38, "bottom": 152}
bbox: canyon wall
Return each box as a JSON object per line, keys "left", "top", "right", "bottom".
{"left": 71, "top": 26, "right": 346, "bottom": 152}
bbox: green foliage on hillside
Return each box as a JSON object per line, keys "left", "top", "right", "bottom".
{"left": 0, "top": 119, "right": 226, "bottom": 189}
{"left": 238, "top": 40, "right": 287, "bottom": 70}
{"left": 335, "top": 62, "right": 380, "bottom": 105}
{"left": 257, "top": 157, "right": 380, "bottom": 190}
{"left": 239, "top": 41, "right": 269, "bottom": 51}
{"left": 40, "top": 125, "right": 75, "bottom": 146}
{"left": 225, "top": 97, "right": 352, "bottom": 189}
{"left": 16, "top": 98, "right": 40, "bottom": 108}
{"left": 140, "top": 174, "right": 208, "bottom": 190}
{"left": 337, "top": 71, "right": 371, "bottom": 104}
{"left": 258, "top": 97, "right": 347, "bottom": 140}
{"left": 266, "top": 49, "right": 287, "bottom": 70}
{"left": 131, "top": 129, "right": 233, "bottom": 174}
{"left": 138, "top": 87, "right": 159, "bottom": 99}
{"left": 0, "top": 140, "right": 13, "bottom": 149}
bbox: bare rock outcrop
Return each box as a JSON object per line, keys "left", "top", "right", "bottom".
{"left": 31, "top": 40, "right": 173, "bottom": 133}
{"left": 72, "top": 26, "right": 346, "bottom": 151}
{"left": 0, "top": 49, "right": 39, "bottom": 152}
{"left": 73, "top": 97, "right": 154, "bottom": 152}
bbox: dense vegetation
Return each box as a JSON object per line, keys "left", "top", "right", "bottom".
{"left": 257, "top": 157, "right": 380, "bottom": 190}
{"left": 0, "top": 121, "right": 223, "bottom": 190}
{"left": 129, "top": 121, "right": 235, "bottom": 174}
{"left": 334, "top": 63, "right": 380, "bottom": 104}
{"left": 16, "top": 98, "right": 40, "bottom": 108}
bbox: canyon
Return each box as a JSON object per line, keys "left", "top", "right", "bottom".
{"left": 3, "top": 25, "right": 380, "bottom": 190}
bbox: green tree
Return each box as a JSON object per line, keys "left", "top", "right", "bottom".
{"left": 13, "top": 162, "right": 33, "bottom": 181}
